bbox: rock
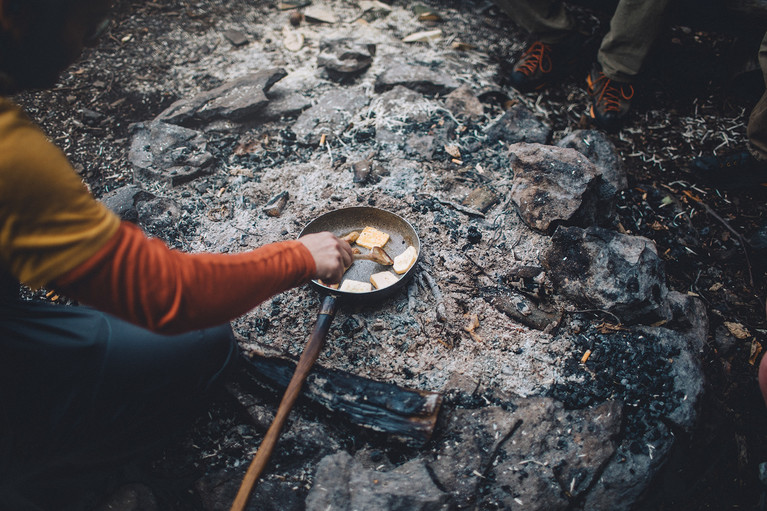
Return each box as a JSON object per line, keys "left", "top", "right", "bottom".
{"left": 444, "top": 85, "right": 484, "bottom": 122}
{"left": 222, "top": 29, "right": 248, "bottom": 46}
{"left": 129, "top": 121, "right": 214, "bottom": 186}
{"left": 374, "top": 56, "right": 460, "bottom": 96}
{"left": 509, "top": 143, "right": 608, "bottom": 232}
{"left": 317, "top": 38, "right": 376, "bottom": 81}
{"left": 636, "top": 324, "right": 705, "bottom": 431}
{"left": 291, "top": 87, "right": 369, "bottom": 144}
{"left": 665, "top": 290, "right": 708, "bottom": 345}
{"left": 583, "top": 431, "right": 674, "bottom": 511}
{"left": 485, "top": 103, "right": 551, "bottom": 145}
{"left": 156, "top": 68, "right": 287, "bottom": 126}
{"left": 541, "top": 226, "right": 670, "bottom": 324}
{"left": 306, "top": 452, "right": 453, "bottom": 511}
{"left": 262, "top": 89, "right": 312, "bottom": 120}
{"left": 478, "top": 398, "right": 622, "bottom": 510}
{"left": 263, "top": 191, "right": 289, "bottom": 217}
{"left": 304, "top": 5, "right": 338, "bottom": 24}
{"left": 100, "top": 184, "right": 156, "bottom": 222}
{"left": 485, "top": 288, "right": 561, "bottom": 331}
{"left": 461, "top": 186, "right": 499, "bottom": 213}
{"left": 428, "top": 407, "right": 519, "bottom": 507}
{"left": 556, "top": 129, "right": 627, "bottom": 199}
{"left": 350, "top": 154, "right": 385, "bottom": 184}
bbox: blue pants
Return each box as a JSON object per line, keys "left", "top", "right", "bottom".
{"left": 0, "top": 298, "right": 237, "bottom": 509}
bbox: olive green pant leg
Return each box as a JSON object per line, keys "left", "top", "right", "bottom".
{"left": 747, "top": 31, "right": 767, "bottom": 162}
{"left": 597, "top": 0, "right": 671, "bottom": 82}
{"left": 491, "top": 0, "right": 575, "bottom": 43}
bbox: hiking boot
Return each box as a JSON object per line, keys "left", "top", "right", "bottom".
{"left": 690, "top": 150, "right": 767, "bottom": 190}
{"left": 508, "top": 34, "right": 584, "bottom": 92}
{"left": 586, "top": 65, "right": 634, "bottom": 131}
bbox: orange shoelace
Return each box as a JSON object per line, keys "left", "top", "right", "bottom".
{"left": 588, "top": 71, "right": 634, "bottom": 112}
{"left": 516, "top": 41, "right": 553, "bottom": 76}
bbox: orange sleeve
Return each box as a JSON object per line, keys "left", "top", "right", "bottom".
{"left": 53, "top": 222, "right": 316, "bottom": 334}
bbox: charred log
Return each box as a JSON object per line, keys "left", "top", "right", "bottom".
{"left": 484, "top": 288, "right": 562, "bottom": 331}
{"left": 239, "top": 352, "right": 442, "bottom": 446}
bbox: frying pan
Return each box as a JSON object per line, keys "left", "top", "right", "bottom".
{"left": 231, "top": 207, "right": 420, "bottom": 511}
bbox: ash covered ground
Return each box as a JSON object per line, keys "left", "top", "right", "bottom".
{"left": 12, "top": 0, "right": 767, "bottom": 509}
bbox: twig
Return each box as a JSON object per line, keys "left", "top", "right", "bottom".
{"left": 685, "top": 193, "right": 754, "bottom": 287}
{"left": 407, "top": 278, "right": 419, "bottom": 312}
{"left": 568, "top": 308, "right": 624, "bottom": 325}
{"left": 434, "top": 198, "right": 485, "bottom": 218}
{"left": 422, "top": 271, "right": 447, "bottom": 322}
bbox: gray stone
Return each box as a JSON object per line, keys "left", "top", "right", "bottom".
{"left": 462, "top": 186, "right": 499, "bottom": 213}
{"left": 509, "top": 143, "right": 606, "bottom": 232}
{"left": 635, "top": 325, "right": 705, "bottom": 430}
{"left": 291, "top": 87, "right": 369, "bottom": 144}
{"left": 444, "top": 85, "right": 484, "bottom": 122}
{"left": 262, "top": 89, "right": 312, "bottom": 121}
{"left": 479, "top": 398, "right": 622, "bottom": 510}
{"left": 541, "top": 226, "right": 670, "bottom": 324}
{"left": 556, "top": 129, "right": 627, "bottom": 199}
{"left": 306, "top": 452, "right": 453, "bottom": 511}
{"left": 129, "top": 121, "right": 214, "bottom": 186}
{"left": 317, "top": 37, "right": 376, "bottom": 79}
{"left": 156, "top": 68, "right": 287, "bottom": 126}
{"left": 485, "top": 103, "right": 550, "bottom": 145}
{"left": 374, "top": 56, "right": 460, "bottom": 96}
{"left": 100, "top": 184, "right": 156, "bottom": 222}
{"left": 665, "top": 290, "right": 708, "bottom": 347}
{"left": 584, "top": 431, "right": 674, "bottom": 511}
{"left": 428, "top": 407, "right": 519, "bottom": 508}
{"left": 222, "top": 29, "right": 248, "bottom": 46}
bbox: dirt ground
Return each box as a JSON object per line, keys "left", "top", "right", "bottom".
{"left": 12, "top": 0, "right": 767, "bottom": 509}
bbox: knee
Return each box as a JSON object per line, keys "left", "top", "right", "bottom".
{"left": 759, "top": 353, "right": 767, "bottom": 408}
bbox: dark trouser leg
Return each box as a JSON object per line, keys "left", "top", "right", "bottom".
{"left": 0, "top": 300, "right": 237, "bottom": 509}
{"left": 748, "top": 31, "right": 767, "bottom": 162}
{"left": 491, "top": 0, "right": 575, "bottom": 43}
{"left": 597, "top": 0, "right": 670, "bottom": 82}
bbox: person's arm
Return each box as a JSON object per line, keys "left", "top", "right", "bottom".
{"left": 53, "top": 221, "right": 350, "bottom": 334}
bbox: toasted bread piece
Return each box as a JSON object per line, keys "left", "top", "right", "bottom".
{"left": 393, "top": 245, "right": 417, "bottom": 274}
{"left": 341, "top": 231, "right": 360, "bottom": 243}
{"left": 356, "top": 226, "right": 390, "bottom": 250}
{"left": 370, "top": 271, "right": 399, "bottom": 289}
{"left": 339, "top": 279, "right": 372, "bottom": 293}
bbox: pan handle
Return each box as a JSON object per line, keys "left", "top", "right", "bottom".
{"left": 231, "top": 294, "right": 339, "bottom": 511}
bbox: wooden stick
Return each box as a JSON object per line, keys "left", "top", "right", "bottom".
{"left": 230, "top": 295, "right": 338, "bottom": 511}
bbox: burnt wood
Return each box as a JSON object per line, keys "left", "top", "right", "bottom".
{"left": 485, "top": 288, "right": 562, "bottom": 331}
{"left": 240, "top": 351, "right": 443, "bottom": 445}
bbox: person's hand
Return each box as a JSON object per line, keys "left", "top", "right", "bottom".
{"left": 298, "top": 232, "right": 353, "bottom": 284}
